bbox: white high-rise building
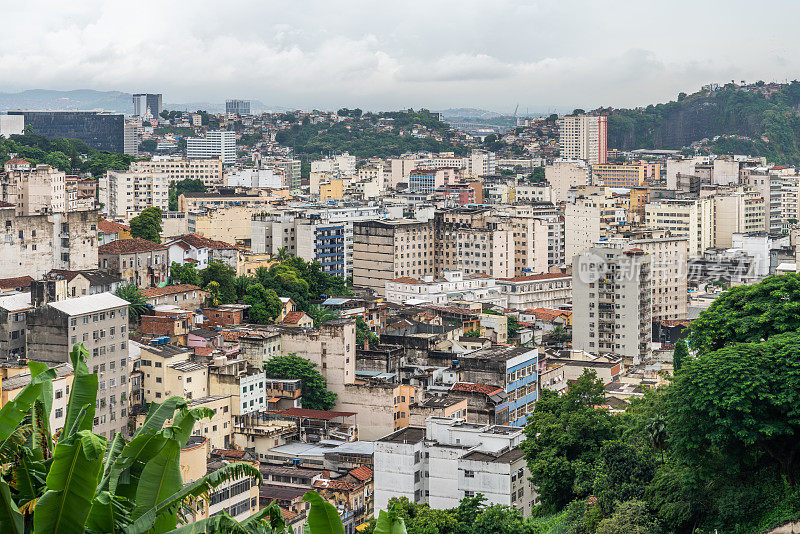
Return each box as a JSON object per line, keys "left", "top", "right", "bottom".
{"left": 468, "top": 149, "right": 496, "bottom": 177}
{"left": 187, "top": 130, "right": 236, "bottom": 165}
{"left": 100, "top": 170, "right": 170, "bottom": 219}
{"left": 0, "top": 114, "right": 24, "bottom": 138}
{"left": 572, "top": 246, "right": 652, "bottom": 365}
{"left": 645, "top": 198, "right": 715, "bottom": 257}
{"left": 557, "top": 115, "right": 608, "bottom": 165}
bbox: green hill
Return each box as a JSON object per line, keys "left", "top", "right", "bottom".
{"left": 607, "top": 81, "right": 800, "bottom": 164}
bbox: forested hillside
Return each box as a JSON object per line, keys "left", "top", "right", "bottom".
{"left": 607, "top": 81, "right": 800, "bottom": 163}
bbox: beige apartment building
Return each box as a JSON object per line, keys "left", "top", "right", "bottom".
{"left": 713, "top": 192, "right": 765, "bottom": 248}
{"left": 2, "top": 162, "right": 67, "bottom": 216}
{"left": 27, "top": 291, "right": 130, "bottom": 439}
{"left": 645, "top": 198, "right": 715, "bottom": 257}
{"left": 177, "top": 189, "right": 288, "bottom": 213}
{"left": 353, "top": 219, "right": 434, "bottom": 295}
{"left": 603, "top": 235, "right": 688, "bottom": 321}
{"left": 557, "top": 115, "right": 607, "bottom": 165}
{"left": 100, "top": 170, "right": 170, "bottom": 219}
{"left": 138, "top": 344, "right": 209, "bottom": 403}
{"left": 545, "top": 160, "right": 590, "bottom": 203}
{"left": 132, "top": 157, "right": 224, "bottom": 188}
{"left": 434, "top": 208, "right": 516, "bottom": 279}
{"left": 572, "top": 247, "right": 652, "bottom": 365}
{"left": 565, "top": 190, "right": 620, "bottom": 259}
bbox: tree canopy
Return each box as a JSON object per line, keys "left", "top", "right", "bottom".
{"left": 263, "top": 354, "right": 337, "bottom": 410}
{"left": 129, "top": 206, "right": 163, "bottom": 243}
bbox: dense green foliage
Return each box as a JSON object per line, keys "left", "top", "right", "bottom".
{"left": 523, "top": 273, "right": 800, "bottom": 533}
{"left": 687, "top": 273, "right": 800, "bottom": 354}
{"left": 115, "top": 283, "right": 148, "bottom": 319}
{"left": 608, "top": 82, "right": 800, "bottom": 164}
{"left": 275, "top": 110, "right": 468, "bottom": 159}
{"left": 0, "top": 133, "right": 135, "bottom": 177}
{"left": 263, "top": 354, "right": 336, "bottom": 410}
{"left": 363, "top": 495, "right": 569, "bottom": 534}
{"left": 168, "top": 178, "right": 205, "bottom": 211}
{"left": 129, "top": 206, "right": 163, "bottom": 243}
{"left": 169, "top": 262, "right": 201, "bottom": 286}
{"left": 672, "top": 339, "right": 688, "bottom": 372}
{"left": 242, "top": 283, "right": 283, "bottom": 324}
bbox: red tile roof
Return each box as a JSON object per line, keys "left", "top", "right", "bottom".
{"left": 451, "top": 382, "right": 503, "bottom": 396}
{"left": 5, "top": 158, "right": 29, "bottom": 165}
{"left": 390, "top": 276, "right": 420, "bottom": 284}
{"left": 0, "top": 276, "right": 33, "bottom": 290}
{"left": 168, "top": 233, "right": 236, "bottom": 250}
{"left": 313, "top": 479, "right": 360, "bottom": 491}
{"left": 98, "top": 219, "right": 130, "bottom": 234}
{"left": 281, "top": 311, "right": 310, "bottom": 325}
{"left": 194, "top": 347, "right": 215, "bottom": 356}
{"left": 498, "top": 272, "right": 570, "bottom": 283}
{"left": 99, "top": 238, "right": 167, "bottom": 254}
{"left": 348, "top": 466, "right": 373, "bottom": 481}
{"left": 141, "top": 284, "right": 203, "bottom": 298}
{"left": 524, "top": 307, "right": 571, "bottom": 322}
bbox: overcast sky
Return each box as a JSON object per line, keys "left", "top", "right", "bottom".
{"left": 1, "top": 0, "right": 797, "bottom": 113}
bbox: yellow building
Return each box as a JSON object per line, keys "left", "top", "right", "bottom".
{"left": 138, "top": 344, "right": 209, "bottom": 403}
{"left": 320, "top": 178, "right": 345, "bottom": 202}
{"left": 238, "top": 253, "right": 278, "bottom": 276}
{"left": 191, "top": 206, "right": 257, "bottom": 247}
{"left": 593, "top": 162, "right": 660, "bottom": 188}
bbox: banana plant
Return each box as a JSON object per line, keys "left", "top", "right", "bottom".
{"left": 0, "top": 344, "right": 291, "bottom": 534}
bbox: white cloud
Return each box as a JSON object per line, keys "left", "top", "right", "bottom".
{"left": 1, "top": 0, "right": 799, "bottom": 112}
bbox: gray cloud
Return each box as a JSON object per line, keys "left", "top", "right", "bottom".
{"left": 1, "top": 0, "right": 799, "bottom": 113}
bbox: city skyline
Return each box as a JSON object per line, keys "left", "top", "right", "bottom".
{"left": 1, "top": 1, "right": 798, "bottom": 113}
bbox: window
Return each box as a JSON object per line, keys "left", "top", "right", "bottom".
{"left": 464, "top": 470, "right": 475, "bottom": 478}
{"left": 55, "top": 389, "right": 64, "bottom": 399}
{"left": 55, "top": 408, "right": 63, "bottom": 419}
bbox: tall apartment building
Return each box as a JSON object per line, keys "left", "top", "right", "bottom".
{"left": 225, "top": 99, "right": 251, "bottom": 116}
{"left": 564, "top": 190, "right": 620, "bottom": 259}
{"left": 572, "top": 247, "right": 652, "bottom": 365}
{"left": 645, "top": 198, "right": 715, "bottom": 257}
{"left": 132, "top": 93, "right": 163, "bottom": 118}
{"left": 467, "top": 149, "right": 496, "bottom": 176}
{"left": 352, "top": 220, "right": 434, "bottom": 295}
{"left": 544, "top": 159, "right": 590, "bottom": 203}
{"left": 780, "top": 175, "right": 800, "bottom": 229}
{"left": 374, "top": 418, "right": 535, "bottom": 517}
{"left": 187, "top": 131, "right": 236, "bottom": 165}
{"left": 713, "top": 192, "right": 766, "bottom": 248}
{"left": 132, "top": 157, "right": 224, "bottom": 188}
{"left": 1, "top": 161, "right": 66, "bottom": 215}
{"left": 270, "top": 159, "right": 302, "bottom": 189}
{"left": 0, "top": 207, "right": 99, "bottom": 278}
{"left": 26, "top": 291, "right": 130, "bottom": 439}
{"left": 434, "top": 208, "right": 516, "bottom": 279}
{"left": 99, "top": 170, "right": 170, "bottom": 219}
{"left": 741, "top": 169, "right": 783, "bottom": 233}
{"left": 603, "top": 235, "right": 688, "bottom": 321}
{"left": 123, "top": 121, "right": 139, "bottom": 157}
{"left": 7, "top": 111, "right": 124, "bottom": 153}
{"left": 557, "top": 114, "right": 607, "bottom": 165}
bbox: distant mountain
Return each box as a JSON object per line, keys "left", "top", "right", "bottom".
{"left": 438, "top": 108, "right": 505, "bottom": 119}
{"left": 0, "top": 89, "right": 133, "bottom": 113}
{"left": 0, "top": 89, "right": 281, "bottom": 115}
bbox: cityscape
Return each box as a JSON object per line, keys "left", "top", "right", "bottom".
{"left": 1, "top": 3, "right": 800, "bottom": 534}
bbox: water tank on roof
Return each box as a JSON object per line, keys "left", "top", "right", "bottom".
{"left": 452, "top": 359, "right": 459, "bottom": 368}
{"left": 292, "top": 458, "right": 301, "bottom": 466}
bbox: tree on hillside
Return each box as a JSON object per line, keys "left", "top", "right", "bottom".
{"left": 263, "top": 354, "right": 336, "bottom": 410}
{"left": 307, "top": 304, "right": 339, "bottom": 327}
{"left": 168, "top": 178, "right": 206, "bottom": 211}
{"left": 688, "top": 273, "right": 800, "bottom": 355}
{"left": 356, "top": 316, "right": 379, "bottom": 348}
{"left": 129, "top": 206, "right": 163, "bottom": 243}
{"left": 667, "top": 331, "right": 800, "bottom": 487}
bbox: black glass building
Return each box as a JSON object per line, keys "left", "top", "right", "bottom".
{"left": 8, "top": 111, "right": 125, "bottom": 153}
